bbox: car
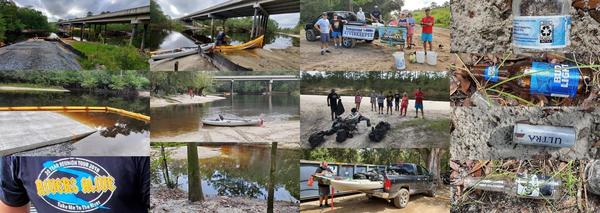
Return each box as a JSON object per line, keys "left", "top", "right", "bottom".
{"left": 304, "top": 11, "right": 379, "bottom": 48}
{"left": 363, "top": 163, "right": 437, "bottom": 208}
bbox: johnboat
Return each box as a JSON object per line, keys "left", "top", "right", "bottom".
{"left": 202, "top": 117, "right": 263, "bottom": 127}
{"left": 150, "top": 47, "right": 198, "bottom": 60}
{"left": 213, "top": 35, "right": 264, "bottom": 52}
{"left": 313, "top": 175, "right": 383, "bottom": 191}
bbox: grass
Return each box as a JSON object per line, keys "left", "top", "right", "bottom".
{"left": 70, "top": 41, "right": 149, "bottom": 70}
{"left": 398, "top": 117, "right": 450, "bottom": 133}
{"left": 411, "top": 7, "right": 451, "bottom": 28}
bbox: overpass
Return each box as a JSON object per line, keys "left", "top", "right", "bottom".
{"left": 180, "top": 0, "right": 300, "bottom": 40}
{"left": 213, "top": 75, "right": 299, "bottom": 94}
{"left": 57, "top": 6, "right": 151, "bottom": 49}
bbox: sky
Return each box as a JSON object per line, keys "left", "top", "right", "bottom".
{"left": 156, "top": 0, "right": 300, "bottom": 28}
{"left": 402, "top": 0, "right": 449, "bottom": 11}
{"left": 13, "top": 0, "right": 149, "bottom": 22}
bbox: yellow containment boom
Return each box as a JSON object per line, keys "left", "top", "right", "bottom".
{"left": 215, "top": 35, "right": 264, "bottom": 52}
{"left": 0, "top": 106, "right": 150, "bottom": 122}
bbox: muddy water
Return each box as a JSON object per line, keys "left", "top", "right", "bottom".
{"left": 153, "top": 30, "right": 299, "bottom": 51}
{"left": 150, "top": 94, "right": 299, "bottom": 138}
{"left": 0, "top": 91, "right": 149, "bottom": 114}
{"left": 154, "top": 145, "right": 300, "bottom": 202}
{"left": 59, "top": 112, "right": 149, "bottom": 155}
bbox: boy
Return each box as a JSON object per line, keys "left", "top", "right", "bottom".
{"left": 394, "top": 90, "right": 401, "bottom": 111}
{"left": 414, "top": 88, "right": 424, "bottom": 118}
{"left": 331, "top": 15, "right": 347, "bottom": 48}
{"left": 386, "top": 91, "right": 394, "bottom": 115}
{"left": 420, "top": 8, "right": 435, "bottom": 54}
{"left": 370, "top": 92, "right": 377, "bottom": 111}
{"left": 314, "top": 13, "right": 332, "bottom": 55}
{"left": 376, "top": 92, "right": 385, "bottom": 115}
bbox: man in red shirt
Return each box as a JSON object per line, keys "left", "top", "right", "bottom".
{"left": 420, "top": 8, "right": 435, "bottom": 54}
{"left": 414, "top": 87, "right": 424, "bottom": 118}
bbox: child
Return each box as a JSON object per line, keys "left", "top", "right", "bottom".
{"left": 354, "top": 91, "right": 362, "bottom": 111}
{"left": 386, "top": 92, "right": 394, "bottom": 115}
{"left": 394, "top": 90, "right": 401, "bottom": 111}
{"left": 407, "top": 13, "right": 415, "bottom": 49}
{"left": 331, "top": 15, "right": 347, "bottom": 49}
{"left": 400, "top": 92, "right": 408, "bottom": 116}
{"left": 370, "top": 92, "right": 377, "bottom": 111}
{"left": 397, "top": 12, "right": 409, "bottom": 50}
{"left": 377, "top": 92, "right": 385, "bottom": 114}
{"left": 414, "top": 88, "right": 424, "bottom": 118}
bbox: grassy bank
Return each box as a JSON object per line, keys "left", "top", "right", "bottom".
{"left": 71, "top": 41, "right": 149, "bottom": 70}
{"left": 0, "top": 70, "right": 149, "bottom": 92}
{"left": 412, "top": 7, "right": 450, "bottom": 28}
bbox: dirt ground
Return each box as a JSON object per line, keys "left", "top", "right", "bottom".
{"left": 222, "top": 47, "right": 300, "bottom": 71}
{"left": 300, "top": 95, "right": 450, "bottom": 148}
{"left": 151, "top": 119, "right": 301, "bottom": 145}
{"left": 451, "top": 107, "right": 600, "bottom": 160}
{"left": 150, "top": 54, "right": 217, "bottom": 71}
{"left": 300, "top": 186, "right": 450, "bottom": 213}
{"left": 451, "top": 0, "right": 600, "bottom": 58}
{"left": 151, "top": 186, "right": 298, "bottom": 213}
{"left": 300, "top": 26, "right": 451, "bottom": 72}
{"left": 150, "top": 95, "right": 226, "bottom": 108}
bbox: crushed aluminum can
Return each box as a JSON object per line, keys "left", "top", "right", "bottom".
{"left": 513, "top": 123, "right": 576, "bottom": 148}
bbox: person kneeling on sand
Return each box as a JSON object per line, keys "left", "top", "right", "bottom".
{"left": 346, "top": 108, "right": 371, "bottom": 127}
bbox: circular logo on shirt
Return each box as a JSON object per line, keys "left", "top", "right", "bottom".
{"left": 35, "top": 158, "right": 116, "bottom": 212}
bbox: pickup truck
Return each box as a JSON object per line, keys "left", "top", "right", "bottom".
{"left": 363, "top": 163, "right": 436, "bottom": 208}
{"left": 304, "top": 11, "right": 379, "bottom": 48}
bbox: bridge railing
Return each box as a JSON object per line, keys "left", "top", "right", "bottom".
{"left": 58, "top": 6, "right": 150, "bottom": 24}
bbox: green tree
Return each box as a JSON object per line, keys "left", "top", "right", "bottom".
{"left": 0, "top": 16, "right": 6, "bottom": 42}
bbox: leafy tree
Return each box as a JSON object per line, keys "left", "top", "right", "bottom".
{"left": 87, "top": 11, "right": 93, "bottom": 17}
{"left": 0, "top": 16, "right": 5, "bottom": 42}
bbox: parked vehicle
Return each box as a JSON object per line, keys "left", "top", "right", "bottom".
{"left": 304, "top": 11, "right": 379, "bottom": 48}
{"left": 364, "top": 163, "right": 437, "bottom": 208}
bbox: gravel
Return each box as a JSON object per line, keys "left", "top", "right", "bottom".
{"left": 0, "top": 40, "right": 82, "bottom": 70}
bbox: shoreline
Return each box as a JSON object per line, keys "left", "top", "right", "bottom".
{"left": 0, "top": 86, "right": 69, "bottom": 92}
{"left": 150, "top": 94, "right": 226, "bottom": 108}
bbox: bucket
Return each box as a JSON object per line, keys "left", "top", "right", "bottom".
{"left": 416, "top": 51, "right": 425, "bottom": 64}
{"left": 426, "top": 51, "right": 437, "bottom": 65}
{"left": 393, "top": 52, "right": 406, "bottom": 70}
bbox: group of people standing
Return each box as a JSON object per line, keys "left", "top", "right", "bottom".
{"left": 327, "top": 88, "right": 426, "bottom": 120}
{"left": 313, "top": 6, "right": 436, "bottom": 55}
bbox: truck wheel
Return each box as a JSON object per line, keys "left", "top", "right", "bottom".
{"left": 393, "top": 188, "right": 409, "bottom": 208}
{"left": 342, "top": 37, "right": 355, "bottom": 48}
{"left": 305, "top": 29, "right": 317, "bottom": 41}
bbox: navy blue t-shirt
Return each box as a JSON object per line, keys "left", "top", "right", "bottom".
{"left": 0, "top": 157, "right": 149, "bottom": 212}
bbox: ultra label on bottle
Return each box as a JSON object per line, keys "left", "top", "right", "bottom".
{"left": 529, "top": 62, "right": 579, "bottom": 97}
{"left": 513, "top": 123, "right": 576, "bottom": 148}
{"left": 484, "top": 66, "right": 499, "bottom": 82}
{"left": 513, "top": 15, "right": 571, "bottom": 49}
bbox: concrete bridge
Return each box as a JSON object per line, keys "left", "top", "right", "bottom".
{"left": 214, "top": 75, "right": 299, "bottom": 94}
{"left": 180, "top": 0, "right": 300, "bottom": 40}
{"left": 57, "top": 6, "right": 151, "bottom": 49}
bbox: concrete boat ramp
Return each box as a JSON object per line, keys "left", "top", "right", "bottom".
{"left": 0, "top": 111, "right": 96, "bottom": 155}
{"left": 0, "top": 40, "right": 82, "bottom": 70}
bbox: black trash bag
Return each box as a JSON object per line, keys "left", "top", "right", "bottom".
{"left": 308, "top": 131, "right": 326, "bottom": 148}
{"left": 335, "top": 99, "right": 345, "bottom": 117}
{"left": 369, "top": 121, "right": 391, "bottom": 142}
{"left": 336, "top": 129, "right": 348, "bottom": 143}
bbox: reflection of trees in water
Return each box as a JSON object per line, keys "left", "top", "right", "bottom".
{"left": 209, "top": 171, "right": 264, "bottom": 199}
{"left": 0, "top": 92, "right": 149, "bottom": 114}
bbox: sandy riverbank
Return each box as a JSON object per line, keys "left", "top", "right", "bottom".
{"left": 300, "top": 95, "right": 450, "bottom": 148}
{"left": 300, "top": 26, "right": 451, "bottom": 72}
{"left": 222, "top": 47, "right": 300, "bottom": 71}
{"left": 151, "top": 186, "right": 298, "bottom": 213}
{"left": 150, "top": 54, "right": 218, "bottom": 71}
{"left": 0, "top": 86, "right": 69, "bottom": 92}
{"left": 150, "top": 95, "right": 226, "bottom": 108}
{"left": 150, "top": 146, "right": 222, "bottom": 160}
{"left": 151, "top": 119, "right": 301, "bottom": 146}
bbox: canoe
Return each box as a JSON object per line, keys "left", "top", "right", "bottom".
{"left": 150, "top": 47, "right": 198, "bottom": 60}
{"left": 213, "top": 35, "right": 264, "bottom": 52}
{"left": 202, "top": 117, "right": 263, "bottom": 127}
{"left": 329, "top": 179, "right": 383, "bottom": 191}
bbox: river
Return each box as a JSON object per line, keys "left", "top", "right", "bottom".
{"left": 150, "top": 30, "right": 300, "bottom": 51}
{"left": 150, "top": 94, "right": 299, "bottom": 138}
{"left": 152, "top": 144, "right": 300, "bottom": 202}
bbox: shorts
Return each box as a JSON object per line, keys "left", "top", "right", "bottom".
{"left": 319, "top": 185, "right": 330, "bottom": 196}
{"left": 332, "top": 31, "right": 342, "bottom": 38}
{"left": 378, "top": 103, "right": 384, "bottom": 108}
{"left": 421, "top": 33, "right": 432, "bottom": 42}
{"left": 415, "top": 102, "right": 423, "bottom": 109}
{"left": 320, "top": 33, "right": 330, "bottom": 43}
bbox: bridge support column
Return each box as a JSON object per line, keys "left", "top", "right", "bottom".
{"left": 140, "top": 24, "right": 148, "bottom": 50}
{"left": 268, "top": 80, "right": 273, "bottom": 94}
{"left": 251, "top": 8, "right": 258, "bottom": 38}
{"left": 130, "top": 24, "right": 138, "bottom": 46}
{"left": 80, "top": 23, "right": 85, "bottom": 41}
{"left": 70, "top": 25, "right": 74, "bottom": 39}
{"left": 210, "top": 18, "right": 215, "bottom": 42}
{"left": 230, "top": 80, "right": 234, "bottom": 96}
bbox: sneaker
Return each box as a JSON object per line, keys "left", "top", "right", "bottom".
{"left": 325, "top": 50, "right": 331, "bottom": 53}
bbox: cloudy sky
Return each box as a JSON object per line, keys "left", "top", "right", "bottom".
{"left": 156, "top": 0, "right": 300, "bottom": 28}
{"left": 13, "top": 0, "right": 148, "bottom": 22}
{"left": 403, "top": 0, "right": 449, "bottom": 11}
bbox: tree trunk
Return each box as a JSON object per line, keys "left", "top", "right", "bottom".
{"left": 160, "top": 145, "right": 172, "bottom": 188}
{"left": 187, "top": 143, "right": 204, "bottom": 202}
{"left": 267, "top": 142, "right": 277, "bottom": 213}
{"left": 427, "top": 148, "right": 442, "bottom": 184}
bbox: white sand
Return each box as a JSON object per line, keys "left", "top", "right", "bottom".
{"left": 150, "top": 94, "right": 225, "bottom": 108}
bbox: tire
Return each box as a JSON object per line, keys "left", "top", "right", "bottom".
{"left": 342, "top": 37, "right": 354, "bottom": 48}
{"left": 393, "top": 188, "right": 409, "bottom": 208}
{"left": 305, "top": 29, "right": 317, "bottom": 41}
{"left": 365, "top": 39, "right": 374, "bottom": 43}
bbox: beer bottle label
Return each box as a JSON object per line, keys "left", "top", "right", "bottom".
{"left": 513, "top": 15, "right": 570, "bottom": 49}
{"left": 516, "top": 174, "right": 542, "bottom": 197}
{"left": 529, "top": 62, "right": 579, "bottom": 97}
{"left": 513, "top": 123, "right": 576, "bottom": 147}
{"left": 484, "top": 66, "right": 499, "bottom": 82}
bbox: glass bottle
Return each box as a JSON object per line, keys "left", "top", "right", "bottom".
{"left": 512, "top": 0, "right": 572, "bottom": 52}
{"left": 463, "top": 174, "right": 562, "bottom": 199}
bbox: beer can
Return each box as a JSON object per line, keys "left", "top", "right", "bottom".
{"left": 513, "top": 123, "right": 576, "bottom": 148}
